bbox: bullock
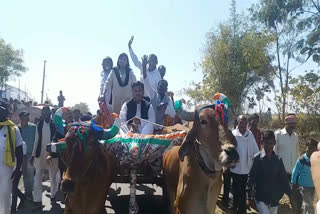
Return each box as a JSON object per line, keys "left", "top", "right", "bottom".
{"left": 60, "top": 123, "right": 116, "bottom": 214}
{"left": 163, "top": 104, "right": 239, "bottom": 214}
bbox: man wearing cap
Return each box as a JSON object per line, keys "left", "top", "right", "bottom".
{"left": 18, "top": 111, "right": 36, "bottom": 200}
{"left": 0, "top": 102, "right": 23, "bottom": 214}
{"left": 275, "top": 114, "right": 299, "bottom": 176}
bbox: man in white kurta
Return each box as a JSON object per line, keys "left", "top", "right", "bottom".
{"left": 275, "top": 114, "right": 299, "bottom": 175}
{"left": 31, "top": 107, "right": 60, "bottom": 205}
{"left": 0, "top": 104, "right": 23, "bottom": 214}
{"left": 128, "top": 37, "right": 161, "bottom": 100}
{"left": 230, "top": 115, "right": 259, "bottom": 214}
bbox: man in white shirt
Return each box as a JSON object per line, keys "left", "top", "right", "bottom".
{"left": 151, "top": 80, "right": 175, "bottom": 130}
{"left": 30, "top": 106, "right": 60, "bottom": 207}
{"left": 119, "top": 81, "right": 155, "bottom": 135}
{"left": 128, "top": 36, "right": 161, "bottom": 100}
{"left": 231, "top": 115, "right": 259, "bottom": 214}
{"left": 0, "top": 102, "right": 23, "bottom": 214}
{"left": 275, "top": 114, "right": 299, "bottom": 176}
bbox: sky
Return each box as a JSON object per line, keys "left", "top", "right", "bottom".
{"left": 1, "top": 0, "right": 311, "bottom": 114}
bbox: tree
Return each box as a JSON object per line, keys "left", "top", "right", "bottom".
{"left": 0, "top": 39, "right": 26, "bottom": 90}
{"left": 247, "top": 84, "right": 272, "bottom": 115}
{"left": 251, "top": 0, "right": 303, "bottom": 120}
{"left": 72, "top": 102, "right": 89, "bottom": 113}
{"left": 185, "top": 0, "right": 275, "bottom": 115}
{"left": 289, "top": 70, "right": 320, "bottom": 135}
{"left": 289, "top": 70, "right": 320, "bottom": 114}
{"left": 277, "top": 0, "right": 320, "bottom": 63}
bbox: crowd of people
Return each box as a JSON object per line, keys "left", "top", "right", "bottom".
{"left": 0, "top": 36, "right": 178, "bottom": 214}
{"left": 0, "top": 36, "right": 319, "bottom": 214}
{"left": 222, "top": 113, "right": 319, "bottom": 214}
{"left": 99, "top": 36, "right": 176, "bottom": 135}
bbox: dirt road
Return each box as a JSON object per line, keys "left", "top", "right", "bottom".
{"left": 16, "top": 181, "right": 293, "bottom": 214}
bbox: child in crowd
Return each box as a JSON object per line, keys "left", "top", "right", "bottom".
{"left": 291, "top": 138, "right": 318, "bottom": 214}
{"left": 247, "top": 130, "right": 292, "bottom": 214}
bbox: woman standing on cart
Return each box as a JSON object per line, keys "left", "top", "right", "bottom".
{"left": 101, "top": 53, "right": 137, "bottom": 114}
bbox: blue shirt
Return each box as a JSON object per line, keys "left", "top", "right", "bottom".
{"left": 291, "top": 153, "right": 314, "bottom": 188}
{"left": 19, "top": 122, "right": 36, "bottom": 155}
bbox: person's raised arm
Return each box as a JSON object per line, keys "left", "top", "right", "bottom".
{"left": 128, "top": 36, "right": 142, "bottom": 70}
{"left": 142, "top": 55, "right": 148, "bottom": 79}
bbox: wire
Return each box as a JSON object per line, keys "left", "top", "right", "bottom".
{"left": 122, "top": 116, "right": 166, "bottom": 128}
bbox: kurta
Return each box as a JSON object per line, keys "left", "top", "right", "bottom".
{"left": 275, "top": 128, "right": 299, "bottom": 174}
{"left": 104, "top": 68, "right": 137, "bottom": 114}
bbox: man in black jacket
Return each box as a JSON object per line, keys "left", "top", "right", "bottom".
{"left": 119, "top": 81, "right": 155, "bottom": 135}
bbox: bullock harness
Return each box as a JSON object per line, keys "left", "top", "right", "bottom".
{"left": 193, "top": 104, "right": 227, "bottom": 176}
{"left": 63, "top": 123, "right": 104, "bottom": 178}
{"left": 194, "top": 142, "right": 216, "bottom": 175}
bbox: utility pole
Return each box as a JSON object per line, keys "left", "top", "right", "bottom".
{"left": 41, "top": 60, "right": 47, "bottom": 104}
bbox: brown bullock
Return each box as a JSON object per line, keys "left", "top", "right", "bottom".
{"left": 61, "top": 125, "right": 115, "bottom": 214}
{"left": 163, "top": 105, "right": 239, "bottom": 214}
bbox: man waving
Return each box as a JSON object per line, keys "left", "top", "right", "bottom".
{"left": 128, "top": 36, "right": 161, "bottom": 100}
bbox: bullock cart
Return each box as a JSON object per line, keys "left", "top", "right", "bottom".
{"left": 47, "top": 124, "right": 187, "bottom": 214}
{"left": 104, "top": 130, "right": 187, "bottom": 214}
